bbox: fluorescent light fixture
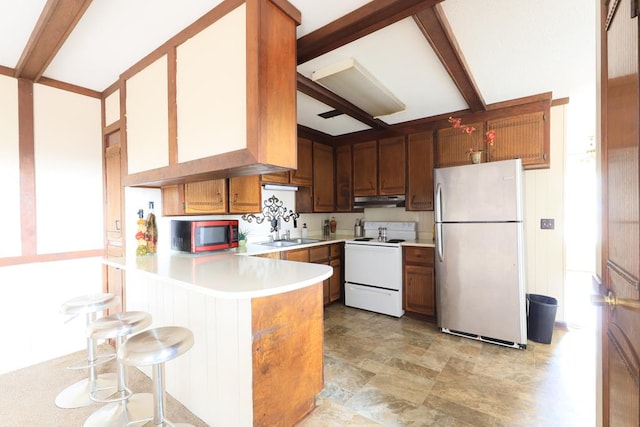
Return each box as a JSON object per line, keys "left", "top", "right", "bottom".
{"left": 311, "top": 58, "right": 405, "bottom": 118}
{"left": 262, "top": 184, "right": 298, "bottom": 191}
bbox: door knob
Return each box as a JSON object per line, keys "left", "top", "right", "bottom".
{"left": 591, "top": 291, "right": 640, "bottom": 311}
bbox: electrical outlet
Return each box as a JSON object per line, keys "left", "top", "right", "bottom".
{"left": 540, "top": 218, "right": 555, "bottom": 230}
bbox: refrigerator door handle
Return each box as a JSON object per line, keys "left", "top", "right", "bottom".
{"left": 434, "top": 182, "right": 442, "bottom": 223}
{"left": 436, "top": 223, "right": 444, "bottom": 262}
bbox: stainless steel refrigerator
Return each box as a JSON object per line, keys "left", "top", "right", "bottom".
{"left": 434, "top": 159, "right": 527, "bottom": 349}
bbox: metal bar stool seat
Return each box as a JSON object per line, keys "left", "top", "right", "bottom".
{"left": 84, "top": 311, "right": 154, "bottom": 427}
{"left": 119, "top": 326, "right": 195, "bottom": 427}
{"left": 55, "top": 293, "right": 120, "bottom": 409}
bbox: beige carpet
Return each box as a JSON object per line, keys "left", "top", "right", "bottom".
{"left": 0, "top": 345, "right": 207, "bottom": 426}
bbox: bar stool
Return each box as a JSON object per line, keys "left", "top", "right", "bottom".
{"left": 84, "top": 311, "right": 154, "bottom": 427}
{"left": 119, "top": 326, "right": 195, "bottom": 427}
{"left": 55, "top": 293, "right": 120, "bottom": 409}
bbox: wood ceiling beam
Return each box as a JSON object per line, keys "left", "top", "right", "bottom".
{"left": 297, "top": 0, "right": 443, "bottom": 65}
{"left": 14, "top": 0, "right": 93, "bottom": 81}
{"left": 297, "top": 73, "right": 389, "bottom": 130}
{"left": 413, "top": 5, "right": 486, "bottom": 112}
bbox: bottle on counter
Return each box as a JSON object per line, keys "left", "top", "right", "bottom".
{"left": 302, "top": 223, "right": 308, "bottom": 239}
{"left": 145, "top": 201, "right": 157, "bottom": 255}
{"left": 135, "top": 209, "right": 148, "bottom": 256}
{"left": 330, "top": 217, "right": 337, "bottom": 234}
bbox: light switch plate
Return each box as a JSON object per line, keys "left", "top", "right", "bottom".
{"left": 540, "top": 218, "right": 555, "bottom": 230}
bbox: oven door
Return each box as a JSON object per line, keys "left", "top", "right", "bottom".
{"left": 344, "top": 243, "right": 402, "bottom": 291}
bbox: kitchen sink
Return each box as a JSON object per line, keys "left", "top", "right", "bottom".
{"left": 257, "top": 238, "right": 321, "bottom": 248}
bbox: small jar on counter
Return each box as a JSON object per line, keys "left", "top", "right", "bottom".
{"left": 330, "top": 217, "right": 337, "bottom": 234}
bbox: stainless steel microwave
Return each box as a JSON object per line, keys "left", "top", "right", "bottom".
{"left": 171, "top": 219, "right": 239, "bottom": 253}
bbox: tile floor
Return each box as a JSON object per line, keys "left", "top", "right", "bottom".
{"left": 297, "top": 304, "right": 596, "bottom": 427}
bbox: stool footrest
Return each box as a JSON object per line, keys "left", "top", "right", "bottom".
{"left": 66, "top": 352, "right": 115, "bottom": 370}
{"left": 90, "top": 385, "right": 133, "bottom": 404}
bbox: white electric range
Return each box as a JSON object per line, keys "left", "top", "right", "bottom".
{"left": 344, "top": 221, "right": 417, "bottom": 317}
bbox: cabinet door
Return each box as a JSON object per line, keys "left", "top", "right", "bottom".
{"left": 262, "top": 172, "right": 289, "bottom": 184}
{"left": 435, "top": 122, "right": 483, "bottom": 168}
{"left": 290, "top": 137, "right": 313, "bottom": 186}
{"left": 404, "top": 264, "right": 435, "bottom": 316}
{"left": 378, "top": 136, "right": 406, "bottom": 195}
{"left": 184, "top": 179, "right": 227, "bottom": 214}
{"left": 309, "top": 245, "right": 329, "bottom": 263}
{"left": 313, "top": 142, "right": 335, "bottom": 212}
{"left": 282, "top": 248, "right": 309, "bottom": 262}
{"left": 335, "top": 144, "right": 352, "bottom": 211}
{"left": 229, "top": 175, "right": 261, "bottom": 213}
{"left": 407, "top": 132, "right": 434, "bottom": 211}
{"left": 162, "top": 185, "right": 185, "bottom": 216}
{"left": 329, "top": 258, "right": 342, "bottom": 303}
{"left": 353, "top": 141, "right": 377, "bottom": 196}
{"left": 487, "top": 111, "right": 549, "bottom": 168}
{"left": 105, "top": 137, "right": 122, "bottom": 244}
{"left": 106, "top": 265, "right": 124, "bottom": 315}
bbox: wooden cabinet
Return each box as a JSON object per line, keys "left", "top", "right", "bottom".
{"left": 435, "top": 121, "right": 483, "bottom": 168}
{"left": 122, "top": 2, "right": 300, "bottom": 187}
{"left": 407, "top": 132, "right": 434, "bottom": 211}
{"left": 162, "top": 179, "right": 227, "bottom": 215}
{"left": 105, "top": 135, "right": 123, "bottom": 255}
{"left": 335, "top": 144, "right": 352, "bottom": 211}
{"left": 280, "top": 242, "right": 343, "bottom": 305}
{"left": 487, "top": 111, "right": 549, "bottom": 168}
{"left": 353, "top": 141, "right": 377, "bottom": 196}
{"left": 263, "top": 137, "right": 313, "bottom": 186}
{"left": 403, "top": 246, "right": 435, "bottom": 317}
{"left": 313, "top": 142, "right": 335, "bottom": 212}
{"left": 229, "top": 175, "right": 261, "bottom": 214}
{"left": 353, "top": 137, "right": 405, "bottom": 197}
{"left": 378, "top": 136, "right": 406, "bottom": 195}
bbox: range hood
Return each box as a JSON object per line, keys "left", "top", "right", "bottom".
{"left": 353, "top": 195, "right": 406, "bottom": 209}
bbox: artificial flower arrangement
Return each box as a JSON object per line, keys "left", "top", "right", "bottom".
{"left": 448, "top": 117, "right": 496, "bottom": 156}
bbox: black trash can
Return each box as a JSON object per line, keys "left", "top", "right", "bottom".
{"left": 527, "top": 294, "right": 558, "bottom": 344}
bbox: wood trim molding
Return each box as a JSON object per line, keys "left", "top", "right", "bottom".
{"left": 18, "top": 79, "right": 37, "bottom": 257}
{"left": 37, "top": 76, "right": 101, "bottom": 98}
{"left": 297, "top": 0, "right": 442, "bottom": 64}
{"left": 0, "top": 65, "right": 14, "bottom": 77}
{"left": 0, "top": 249, "right": 104, "bottom": 267}
{"left": 14, "top": 0, "right": 94, "bottom": 81}
{"left": 413, "top": 5, "right": 485, "bottom": 112}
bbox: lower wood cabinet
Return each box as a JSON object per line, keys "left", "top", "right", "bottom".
{"left": 281, "top": 243, "right": 343, "bottom": 305}
{"left": 403, "top": 246, "right": 435, "bottom": 317}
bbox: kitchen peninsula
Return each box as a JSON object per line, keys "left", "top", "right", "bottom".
{"left": 107, "top": 251, "right": 332, "bottom": 427}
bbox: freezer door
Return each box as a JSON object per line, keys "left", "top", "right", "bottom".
{"left": 435, "top": 222, "right": 526, "bottom": 345}
{"left": 434, "top": 159, "right": 523, "bottom": 223}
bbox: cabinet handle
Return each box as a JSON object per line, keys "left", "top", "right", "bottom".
{"left": 234, "top": 193, "right": 238, "bottom": 203}
{"left": 217, "top": 192, "right": 222, "bottom": 203}
{"left": 370, "top": 180, "right": 375, "bottom": 189}
{"left": 115, "top": 220, "right": 120, "bottom": 231}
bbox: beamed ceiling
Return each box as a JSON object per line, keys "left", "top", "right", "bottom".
{"left": 0, "top": 0, "right": 596, "bottom": 142}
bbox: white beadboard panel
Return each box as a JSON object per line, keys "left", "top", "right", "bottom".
{"left": 0, "top": 257, "right": 103, "bottom": 374}
{"left": 125, "top": 270, "right": 253, "bottom": 426}
{"left": 104, "top": 89, "right": 120, "bottom": 126}
{"left": 176, "top": 3, "right": 246, "bottom": 162}
{"left": 0, "top": 75, "right": 21, "bottom": 257}
{"left": 523, "top": 104, "right": 566, "bottom": 322}
{"left": 33, "top": 84, "right": 103, "bottom": 254}
{"left": 125, "top": 54, "right": 169, "bottom": 174}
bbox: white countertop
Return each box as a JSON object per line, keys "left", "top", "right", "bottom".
{"left": 106, "top": 251, "right": 332, "bottom": 299}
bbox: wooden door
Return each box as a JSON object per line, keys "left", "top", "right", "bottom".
{"left": 407, "top": 132, "right": 434, "bottom": 211}
{"left": 335, "top": 144, "right": 352, "bottom": 211}
{"left": 291, "top": 137, "right": 313, "bottom": 186}
{"left": 435, "top": 122, "right": 482, "bottom": 167}
{"left": 184, "top": 179, "right": 227, "bottom": 214}
{"left": 597, "top": 1, "right": 640, "bottom": 425}
{"left": 105, "top": 133, "right": 122, "bottom": 253}
{"left": 352, "top": 141, "right": 377, "bottom": 196}
{"left": 378, "top": 136, "right": 405, "bottom": 195}
{"left": 229, "top": 175, "right": 261, "bottom": 213}
{"left": 487, "top": 112, "right": 549, "bottom": 168}
{"left": 313, "top": 142, "right": 335, "bottom": 212}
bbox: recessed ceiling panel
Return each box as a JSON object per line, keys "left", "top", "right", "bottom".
{"left": 298, "top": 17, "right": 469, "bottom": 126}
{"left": 294, "top": 0, "right": 372, "bottom": 38}
{"left": 0, "top": 1, "right": 48, "bottom": 68}
{"left": 45, "top": 0, "right": 223, "bottom": 91}
{"left": 297, "top": 92, "right": 371, "bottom": 136}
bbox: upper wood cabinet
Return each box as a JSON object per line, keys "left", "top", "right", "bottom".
{"left": 407, "top": 132, "right": 434, "bottom": 211}
{"left": 162, "top": 179, "right": 227, "bottom": 215}
{"left": 335, "top": 144, "right": 352, "bottom": 211}
{"left": 122, "top": 1, "right": 301, "bottom": 187}
{"left": 487, "top": 111, "right": 549, "bottom": 168}
{"left": 229, "top": 174, "right": 261, "bottom": 214}
{"left": 378, "top": 136, "right": 406, "bottom": 195}
{"left": 353, "top": 141, "right": 377, "bottom": 196}
{"left": 262, "top": 137, "right": 313, "bottom": 186}
{"left": 313, "top": 142, "right": 335, "bottom": 212}
{"left": 353, "top": 138, "right": 405, "bottom": 197}
{"left": 435, "top": 121, "right": 483, "bottom": 168}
